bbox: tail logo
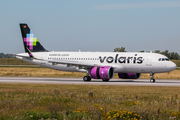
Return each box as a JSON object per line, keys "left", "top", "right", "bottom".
{"left": 23, "top": 30, "right": 39, "bottom": 50}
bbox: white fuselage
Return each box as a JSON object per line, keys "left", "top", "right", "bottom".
{"left": 16, "top": 51, "right": 177, "bottom": 74}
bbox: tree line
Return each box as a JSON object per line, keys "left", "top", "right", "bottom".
{"left": 0, "top": 53, "right": 14, "bottom": 58}
{"left": 114, "top": 47, "right": 180, "bottom": 60}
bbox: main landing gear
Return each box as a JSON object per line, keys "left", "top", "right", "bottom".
{"left": 83, "top": 76, "right": 91, "bottom": 81}
{"left": 83, "top": 70, "right": 110, "bottom": 82}
{"left": 83, "top": 71, "right": 91, "bottom": 81}
{"left": 150, "top": 73, "right": 155, "bottom": 83}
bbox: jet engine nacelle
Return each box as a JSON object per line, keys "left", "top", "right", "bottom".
{"left": 90, "top": 66, "right": 114, "bottom": 79}
{"left": 118, "top": 73, "right": 141, "bottom": 79}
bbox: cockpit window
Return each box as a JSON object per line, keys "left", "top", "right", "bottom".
{"left": 159, "top": 58, "right": 170, "bottom": 61}
{"left": 165, "top": 58, "right": 170, "bottom": 61}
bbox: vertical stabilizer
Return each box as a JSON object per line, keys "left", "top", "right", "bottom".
{"left": 20, "top": 23, "right": 48, "bottom": 52}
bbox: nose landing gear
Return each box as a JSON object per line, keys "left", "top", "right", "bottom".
{"left": 83, "top": 76, "right": 91, "bottom": 81}
{"left": 150, "top": 73, "right": 155, "bottom": 83}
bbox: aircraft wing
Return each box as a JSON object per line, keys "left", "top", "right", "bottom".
{"left": 11, "top": 54, "right": 40, "bottom": 60}
{"left": 13, "top": 54, "right": 98, "bottom": 68}
{"left": 47, "top": 59, "right": 99, "bottom": 68}
{"left": 13, "top": 54, "right": 123, "bottom": 71}
{"left": 10, "top": 54, "right": 31, "bottom": 59}
{"left": 47, "top": 59, "right": 124, "bottom": 72}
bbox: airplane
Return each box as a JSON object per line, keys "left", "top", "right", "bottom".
{"left": 15, "top": 23, "right": 177, "bottom": 83}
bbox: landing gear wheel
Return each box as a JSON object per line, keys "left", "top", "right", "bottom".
{"left": 83, "top": 76, "right": 88, "bottom": 81}
{"left": 150, "top": 79, "right": 155, "bottom": 83}
{"left": 83, "top": 70, "right": 91, "bottom": 82}
{"left": 88, "top": 76, "right": 91, "bottom": 81}
{"left": 83, "top": 76, "right": 91, "bottom": 81}
{"left": 102, "top": 79, "right": 109, "bottom": 82}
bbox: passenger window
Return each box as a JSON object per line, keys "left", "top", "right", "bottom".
{"left": 162, "top": 58, "right": 165, "bottom": 61}
{"left": 158, "top": 58, "right": 161, "bottom": 61}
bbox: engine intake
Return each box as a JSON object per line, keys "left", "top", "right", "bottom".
{"left": 90, "top": 66, "right": 114, "bottom": 79}
{"left": 118, "top": 73, "right": 141, "bottom": 79}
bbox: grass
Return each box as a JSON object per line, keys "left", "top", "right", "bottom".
{"left": 0, "top": 67, "right": 180, "bottom": 79}
{"left": 140, "top": 70, "right": 180, "bottom": 79}
{"left": 1, "top": 84, "right": 180, "bottom": 119}
{"left": 0, "top": 67, "right": 86, "bottom": 78}
{"left": 172, "top": 60, "right": 180, "bottom": 67}
{"left": 0, "top": 58, "right": 34, "bottom": 65}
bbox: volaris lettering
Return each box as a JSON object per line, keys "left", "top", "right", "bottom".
{"left": 99, "top": 54, "right": 143, "bottom": 64}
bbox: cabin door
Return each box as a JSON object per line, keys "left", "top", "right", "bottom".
{"left": 146, "top": 55, "right": 152, "bottom": 66}
{"left": 41, "top": 54, "right": 46, "bottom": 64}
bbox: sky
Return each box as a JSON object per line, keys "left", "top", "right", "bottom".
{"left": 0, "top": 0, "right": 180, "bottom": 54}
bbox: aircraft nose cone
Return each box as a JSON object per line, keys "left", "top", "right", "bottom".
{"left": 170, "top": 62, "right": 177, "bottom": 71}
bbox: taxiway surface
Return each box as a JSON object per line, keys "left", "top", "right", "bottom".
{"left": 0, "top": 77, "right": 180, "bottom": 86}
